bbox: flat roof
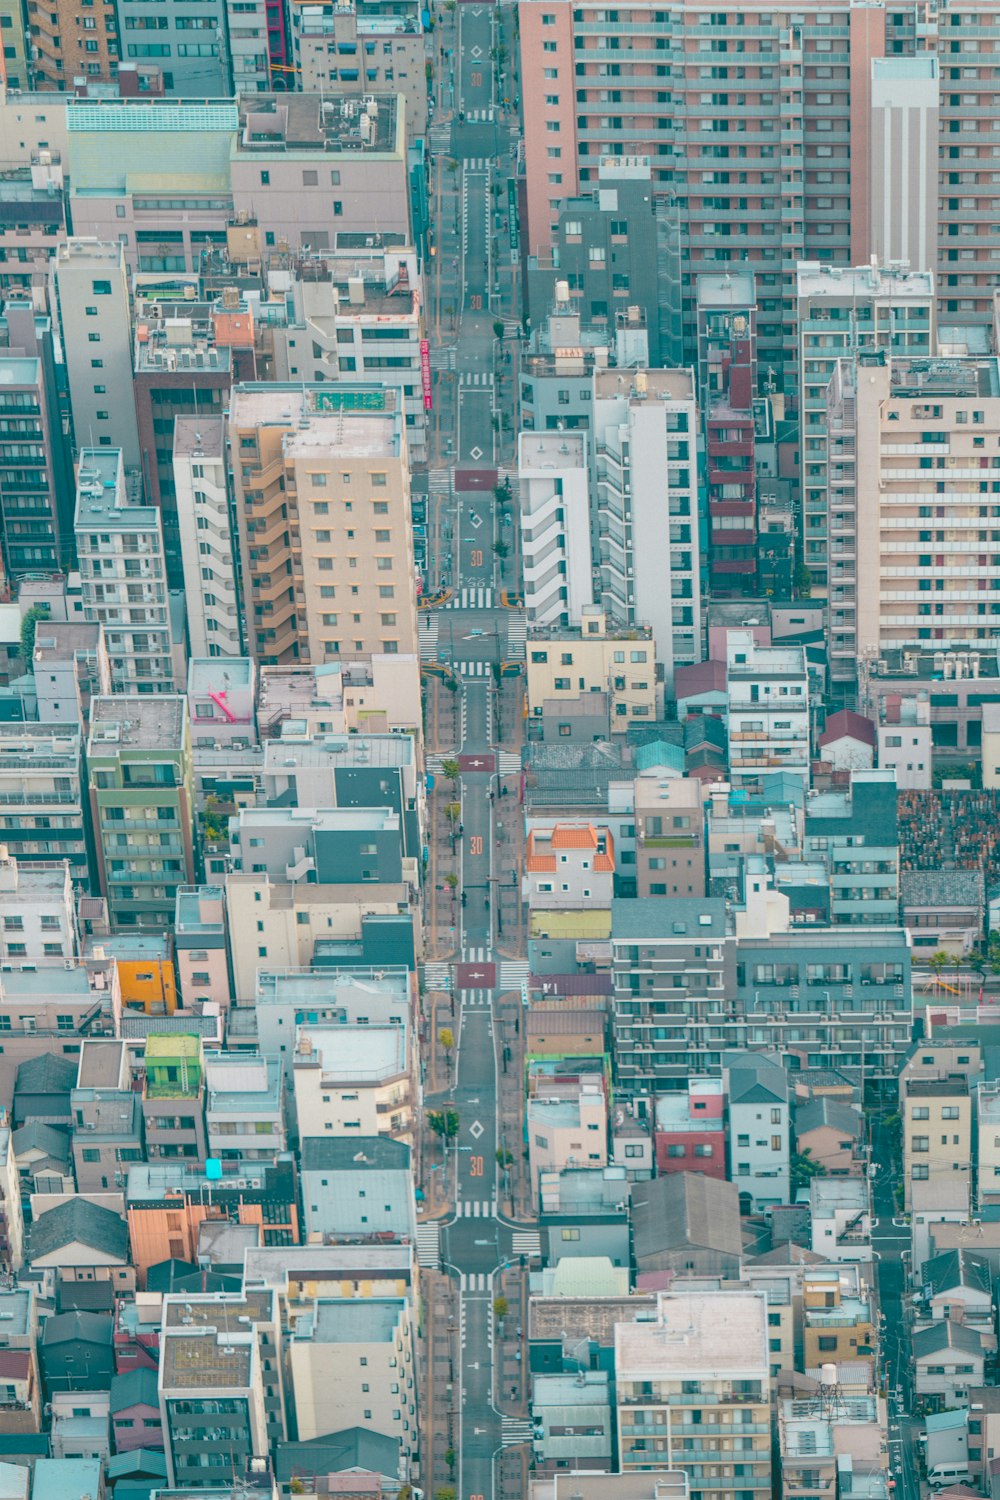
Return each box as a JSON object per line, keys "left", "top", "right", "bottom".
{"left": 173, "top": 416, "right": 225, "bottom": 459}
{"left": 593, "top": 368, "right": 695, "bottom": 402}
{"left": 616, "top": 1292, "right": 769, "bottom": 1380}
{"left": 797, "top": 260, "right": 934, "bottom": 301}
{"left": 161, "top": 1330, "right": 252, "bottom": 1390}
{"left": 295, "top": 1025, "right": 406, "bottom": 1081}
{"left": 306, "top": 1298, "right": 404, "bottom": 1344}
{"left": 89, "top": 695, "right": 186, "bottom": 751}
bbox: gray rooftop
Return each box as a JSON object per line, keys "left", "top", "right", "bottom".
{"left": 89, "top": 695, "right": 186, "bottom": 752}
{"left": 612, "top": 897, "right": 728, "bottom": 940}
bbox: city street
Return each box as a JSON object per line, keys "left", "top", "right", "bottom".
{"left": 419, "top": 5, "right": 533, "bottom": 1499}
{"left": 871, "top": 1109, "right": 921, "bottom": 1500}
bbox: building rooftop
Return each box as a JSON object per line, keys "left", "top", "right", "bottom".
{"left": 593, "top": 368, "right": 695, "bottom": 403}
{"left": 175, "top": 885, "right": 226, "bottom": 934}
{"left": 616, "top": 1291, "right": 769, "bottom": 1379}
{"left": 294, "top": 1024, "right": 406, "bottom": 1082}
{"left": 263, "top": 733, "right": 414, "bottom": 772}
{"left": 304, "top": 1298, "right": 404, "bottom": 1344}
{"left": 236, "top": 93, "right": 401, "bottom": 156}
{"left": 518, "top": 431, "right": 588, "bottom": 470}
{"left": 901, "top": 870, "right": 985, "bottom": 910}
{"left": 161, "top": 1330, "right": 252, "bottom": 1391}
{"left": 228, "top": 382, "right": 401, "bottom": 451}
{"left": 89, "top": 695, "right": 187, "bottom": 752}
{"left": 173, "top": 416, "right": 225, "bottom": 459}
{"left": 161, "top": 1290, "right": 273, "bottom": 1331}
{"left": 887, "top": 354, "right": 1000, "bottom": 400}
{"left": 611, "top": 897, "right": 728, "bottom": 940}
{"left": 76, "top": 1039, "right": 126, "bottom": 1091}
{"left": 528, "top": 1293, "right": 658, "bottom": 1345}
{"left": 697, "top": 270, "right": 756, "bottom": 308}
{"left": 797, "top": 260, "right": 934, "bottom": 302}
{"left": 301, "top": 1136, "right": 410, "bottom": 1172}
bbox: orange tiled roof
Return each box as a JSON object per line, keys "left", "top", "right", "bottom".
{"left": 526, "top": 826, "right": 616, "bottom": 873}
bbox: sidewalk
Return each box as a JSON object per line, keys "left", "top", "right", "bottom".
{"left": 418, "top": 1268, "right": 461, "bottom": 1496}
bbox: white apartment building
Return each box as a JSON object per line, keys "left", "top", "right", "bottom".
{"left": 592, "top": 369, "right": 700, "bottom": 692}
{"left": 827, "top": 351, "right": 1000, "bottom": 677}
{"left": 0, "top": 851, "right": 77, "bottom": 966}
{"left": 292, "top": 1023, "right": 414, "bottom": 1145}
{"left": 225, "top": 0, "right": 271, "bottom": 92}
{"left": 615, "top": 1290, "right": 772, "bottom": 1497}
{"left": 518, "top": 430, "right": 593, "bottom": 626}
{"left": 173, "top": 419, "right": 242, "bottom": 658}
{"left": 796, "top": 260, "right": 935, "bottom": 606}
{"left": 54, "top": 239, "right": 141, "bottom": 472}
{"left": 74, "top": 448, "right": 177, "bottom": 693}
{"left": 725, "top": 631, "right": 810, "bottom": 788}
{"left": 288, "top": 1296, "right": 416, "bottom": 1463}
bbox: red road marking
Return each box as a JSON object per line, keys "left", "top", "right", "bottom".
{"left": 456, "top": 962, "right": 497, "bottom": 990}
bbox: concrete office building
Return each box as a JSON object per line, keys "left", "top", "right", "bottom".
{"left": 0, "top": 725, "right": 89, "bottom": 882}
{"left": 519, "top": 294, "right": 648, "bottom": 436}
{"left": 228, "top": 382, "right": 419, "bottom": 672}
{"left": 87, "top": 696, "right": 195, "bottom": 930}
{"left": 526, "top": 609, "right": 658, "bottom": 728}
{"left": 300, "top": 1136, "right": 414, "bottom": 1241}
{"left": 287, "top": 0, "right": 427, "bottom": 140}
{"left": 75, "top": 449, "right": 176, "bottom": 694}
{"left": 0, "top": 4, "right": 30, "bottom": 89}
{"left": 173, "top": 419, "right": 242, "bottom": 659}
{"left": 615, "top": 1291, "right": 772, "bottom": 1495}
{"left": 797, "top": 260, "right": 935, "bottom": 605}
{"left": 592, "top": 368, "right": 699, "bottom": 692}
{"left": 54, "top": 240, "right": 141, "bottom": 472}
{"left": 518, "top": 430, "right": 593, "bottom": 626}
{"left": 250, "top": 966, "right": 411, "bottom": 1078}
{"left": 0, "top": 852, "right": 77, "bottom": 966}
{"left": 526, "top": 158, "right": 676, "bottom": 367}
{"left": 230, "top": 93, "right": 411, "bottom": 252}
{"left": 828, "top": 351, "right": 1000, "bottom": 676}
{"left": 517, "top": 0, "right": 1000, "bottom": 386}
{"left": 292, "top": 1023, "right": 414, "bottom": 1145}
{"left": 119, "top": 0, "right": 228, "bottom": 96}
{"left": 65, "top": 99, "right": 238, "bottom": 270}
{"left": 0, "top": 156, "right": 67, "bottom": 294}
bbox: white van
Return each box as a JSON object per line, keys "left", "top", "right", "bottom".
{"left": 928, "top": 1463, "right": 972, "bottom": 1490}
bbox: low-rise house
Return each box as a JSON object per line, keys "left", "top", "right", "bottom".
{"left": 816, "top": 710, "right": 876, "bottom": 772}
{"left": 28, "top": 1200, "right": 133, "bottom": 1296}
{"left": 631, "top": 1172, "right": 742, "bottom": 1280}
{"left": 528, "top": 1073, "right": 608, "bottom": 1200}
{"left": 300, "top": 1137, "right": 414, "bottom": 1243}
{"left": 724, "top": 1051, "right": 790, "bottom": 1211}
{"left": 39, "top": 1312, "right": 115, "bottom": 1393}
{"left": 794, "top": 1098, "right": 865, "bottom": 1177}
{"left": 50, "top": 1390, "right": 109, "bottom": 1462}
{"left": 12, "top": 1055, "right": 76, "bottom": 1130}
{"left": 913, "top": 1321, "right": 986, "bottom": 1411}
{"left": 917, "top": 1250, "right": 994, "bottom": 1333}
{"left": 538, "top": 1167, "right": 631, "bottom": 1268}
{"left": 902, "top": 1076, "right": 972, "bottom": 1213}
{"left": 654, "top": 1080, "right": 726, "bottom": 1180}
{"left": 108, "top": 1367, "right": 162, "bottom": 1455}
{"left": 900, "top": 870, "right": 985, "bottom": 958}
{"left": 911, "top": 1179, "right": 971, "bottom": 1281}
{"left": 11, "top": 1124, "right": 72, "bottom": 1198}
{"left": 531, "top": 1370, "right": 613, "bottom": 1472}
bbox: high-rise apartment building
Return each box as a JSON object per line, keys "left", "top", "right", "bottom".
{"left": 54, "top": 240, "right": 141, "bottom": 471}
{"left": 827, "top": 350, "right": 1000, "bottom": 681}
{"left": 697, "top": 271, "right": 758, "bottom": 595}
{"left": 518, "top": 0, "right": 1000, "bottom": 389}
{"left": 518, "top": 430, "right": 593, "bottom": 626}
{"left": 75, "top": 448, "right": 176, "bottom": 694}
{"left": 228, "top": 383, "right": 419, "bottom": 672}
{"left": 0, "top": 302, "right": 73, "bottom": 577}
{"left": 0, "top": 725, "right": 88, "bottom": 882}
{"left": 797, "top": 260, "right": 935, "bottom": 600}
{"left": 287, "top": 0, "right": 427, "bottom": 140}
{"left": 87, "top": 695, "right": 195, "bottom": 930}
{"left": 27, "top": 0, "right": 119, "bottom": 89}
{"left": 592, "top": 368, "right": 700, "bottom": 692}
{"left": 173, "top": 419, "right": 243, "bottom": 659}
{"left": 118, "top": 0, "right": 228, "bottom": 96}
{"left": 615, "top": 1290, "right": 772, "bottom": 1495}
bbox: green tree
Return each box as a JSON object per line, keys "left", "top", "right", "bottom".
{"left": 444, "top": 1449, "right": 456, "bottom": 1476}
{"left": 492, "top": 1295, "right": 509, "bottom": 1323}
{"left": 439, "top": 1027, "right": 455, "bottom": 1057}
{"left": 927, "top": 950, "right": 950, "bottom": 987}
{"left": 427, "top": 1108, "right": 459, "bottom": 1140}
{"left": 794, "top": 562, "right": 813, "bottom": 599}
{"left": 19, "top": 604, "right": 48, "bottom": 662}
{"left": 790, "top": 1148, "right": 827, "bottom": 1193}
{"left": 441, "top": 758, "right": 461, "bottom": 783}
{"left": 496, "top": 1148, "right": 514, "bottom": 1166}
{"left": 493, "top": 540, "right": 510, "bottom": 559}
{"left": 436, "top": 1488, "right": 457, "bottom": 1500}
{"left": 444, "top": 873, "right": 458, "bottom": 891}
{"left": 493, "top": 320, "right": 505, "bottom": 341}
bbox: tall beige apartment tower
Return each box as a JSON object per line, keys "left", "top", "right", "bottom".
{"left": 826, "top": 349, "right": 1000, "bottom": 681}
{"left": 228, "top": 385, "right": 419, "bottom": 677}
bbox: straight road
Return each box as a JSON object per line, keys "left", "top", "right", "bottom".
{"left": 421, "top": 10, "right": 532, "bottom": 1500}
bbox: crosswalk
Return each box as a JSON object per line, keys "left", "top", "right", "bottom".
{"left": 415, "top": 1221, "right": 442, "bottom": 1269}
{"left": 499, "top": 958, "right": 530, "bottom": 988}
{"left": 445, "top": 586, "right": 495, "bottom": 608}
{"left": 511, "top": 1229, "right": 543, "bottom": 1259}
{"left": 418, "top": 616, "right": 439, "bottom": 661}
{"left": 501, "top": 1417, "right": 536, "bottom": 1447}
{"left": 465, "top": 108, "right": 495, "bottom": 123}
{"left": 506, "top": 611, "right": 527, "bottom": 659}
{"left": 498, "top": 751, "right": 522, "bottom": 776}
{"left": 428, "top": 468, "right": 452, "bottom": 497}
{"left": 422, "top": 960, "right": 452, "bottom": 991}
{"left": 463, "top": 946, "right": 490, "bottom": 963}
{"left": 458, "top": 1199, "right": 497, "bottom": 1217}
{"left": 459, "top": 1271, "right": 492, "bottom": 1291}
{"left": 464, "top": 155, "right": 491, "bottom": 169}
{"left": 459, "top": 370, "right": 495, "bottom": 388}
{"left": 455, "top": 659, "right": 493, "bottom": 677}
{"left": 462, "top": 990, "right": 493, "bottom": 1008}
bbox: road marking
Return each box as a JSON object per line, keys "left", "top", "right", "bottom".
{"left": 470, "top": 1119, "right": 484, "bottom": 1139}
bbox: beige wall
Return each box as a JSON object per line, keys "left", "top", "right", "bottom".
{"left": 902, "top": 1083, "right": 971, "bottom": 1212}
{"left": 288, "top": 1301, "right": 415, "bottom": 1454}
{"left": 634, "top": 777, "right": 705, "bottom": 900}
{"left": 526, "top": 632, "right": 658, "bottom": 724}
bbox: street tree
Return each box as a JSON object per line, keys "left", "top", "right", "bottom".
{"left": 492, "top": 1296, "right": 509, "bottom": 1323}
{"left": 427, "top": 1109, "right": 460, "bottom": 1140}
{"left": 439, "top": 1027, "right": 455, "bottom": 1057}
{"left": 441, "top": 758, "right": 461, "bottom": 782}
